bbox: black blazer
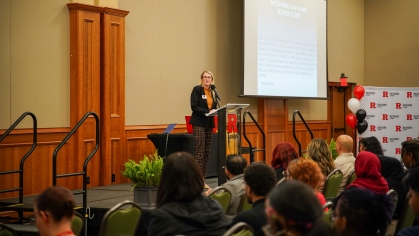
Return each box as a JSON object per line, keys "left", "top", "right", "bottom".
{"left": 189, "top": 85, "right": 217, "bottom": 128}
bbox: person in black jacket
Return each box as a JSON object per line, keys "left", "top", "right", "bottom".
{"left": 189, "top": 70, "right": 218, "bottom": 185}
{"left": 359, "top": 136, "right": 406, "bottom": 219}
{"left": 147, "top": 152, "right": 229, "bottom": 236}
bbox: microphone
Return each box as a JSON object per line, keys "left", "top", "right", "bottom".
{"left": 210, "top": 84, "right": 221, "bottom": 101}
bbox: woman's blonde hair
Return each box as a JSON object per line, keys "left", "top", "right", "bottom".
{"left": 306, "top": 138, "right": 335, "bottom": 176}
{"left": 200, "top": 70, "right": 214, "bottom": 86}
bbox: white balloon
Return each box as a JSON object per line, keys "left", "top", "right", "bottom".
{"left": 347, "top": 98, "right": 360, "bottom": 113}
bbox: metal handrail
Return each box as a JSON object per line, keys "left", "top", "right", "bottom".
{"left": 52, "top": 111, "right": 100, "bottom": 217}
{"left": 0, "top": 112, "right": 37, "bottom": 204}
{"left": 292, "top": 110, "right": 314, "bottom": 157}
{"left": 242, "top": 111, "right": 266, "bottom": 163}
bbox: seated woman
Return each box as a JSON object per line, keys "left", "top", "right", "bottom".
{"left": 348, "top": 151, "right": 389, "bottom": 194}
{"left": 359, "top": 136, "right": 406, "bottom": 218}
{"left": 271, "top": 142, "right": 299, "bottom": 181}
{"left": 33, "top": 186, "right": 76, "bottom": 236}
{"left": 286, "top": 158, "right": 327, "bottom": 208}
{"left": 147, "top": 152, "right": 229, "bottom": 236}
{"left": 332, "top": 187, "right": 392, "bottom": 236}
{"left": 263, "top": 181, "right": 334, "bottom": 236}
{"left": 306, "top": 138, "right": 335, "bottom": 191}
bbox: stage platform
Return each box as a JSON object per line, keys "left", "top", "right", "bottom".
{"left": 0, "top": 177, "right": 219, "bottom": 235}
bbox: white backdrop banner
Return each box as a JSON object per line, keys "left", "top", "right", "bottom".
{"left": 358, "top": 87, "right": 419, "bottom": 159}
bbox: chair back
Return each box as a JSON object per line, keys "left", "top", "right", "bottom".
{"left": 209, "top": 187, "right": 232, "bottom": 213}
{"left": 396, "top": 193, "right": 416, "bottom": 233}
{"left": 72, "top": 211, "right": 84, "bottom": 236}
{"left": 223, "top": 222, "right": 254, "bottom": 236}
{"left": 0, "top": 224, "right": 17, "bottom": 236}
{"left": 237, "top": 194, "right": 253, "bottom": 213}
{"left": 321, "top": 202, "right": 334, "bottom": 228}
{"left": 323, "top": 169, "right": 343, "bottom": 200}
{"left": 99, "top": 200, "right": 142, "bottom": 236}
{"left": 345, "top": 169, "right": 356, "bottom": 187}
{"left": 386, "top": 189, "right": 398, "bottom": 219}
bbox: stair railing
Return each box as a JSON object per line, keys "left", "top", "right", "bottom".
{"left": 0, "top": 112, "right": 37, "bottom": 204}
{"left": 292, "top": 110, "right": 314, "bottom": 157}
{"left": 242, "top": 111, "right": 266, "bottom": 163}
{"left": 52, "top": 111, "right": 99, "bottom": 218}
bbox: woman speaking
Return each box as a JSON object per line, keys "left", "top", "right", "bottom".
{"left": 189, "top": 70, "right": 218, "bottom": 188}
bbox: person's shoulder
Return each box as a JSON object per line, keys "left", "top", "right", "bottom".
{"left": 397, "top": 225, "right": 419, "bottom": 236}
{"left": 192, "top": 85, "right": 202, "bottom": 91}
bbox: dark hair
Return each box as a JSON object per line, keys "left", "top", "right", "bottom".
{"left": 332, "top": 188, "right": 392, "bottom": 236}
{"left": 156, "top": 152, "right": 204, "bottom": 207}
{"left": 225, "top": 155, "right": 247, "bottom": 175}
{"left": 244, "top": 163, "right": 276, "bottom": 196}
{"left": 268, "top": 181, "right": 332, "bottom": 236}
{"left": 401, "top": 139, "right": 419, "bottom": 162}
{"left": 34, "top": 186, "right": 75, "bottom": 222}
{"left": 403, "top": 168, "right": 419, "bottom": 193}
{"left": 359, "top": 136, "right": 384, "bottom": 155}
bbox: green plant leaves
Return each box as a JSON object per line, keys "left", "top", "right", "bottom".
{"left": 121, "top": 150, "right": 164, "bottom": 190}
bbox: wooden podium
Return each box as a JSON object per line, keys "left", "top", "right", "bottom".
{"left": 206, "top": 103, "right": 249, "bottom": 184}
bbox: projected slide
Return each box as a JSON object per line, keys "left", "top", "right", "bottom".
{"left": 243, "top": 0, "right": 327, "bottom": 98}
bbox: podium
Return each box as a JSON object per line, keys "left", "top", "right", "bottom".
{"left": 206, "top": 103, "right": 249, "bottom": 184}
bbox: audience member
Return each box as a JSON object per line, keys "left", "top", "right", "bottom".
{"left": 263, "top": 181, "right": 334, "bottom": 236}
{"left": 33, "top": 186, "right": 76, "bottom": 236}
{"left": 348, "top": 151, "right": 389, "bottom": 194}
{"left": 306, "top": 138, "right": 335, "bottom": 191}
{"left": 332, "top": 187, "right": 393, "bottom": 236}
{"left": 286, "top": 158, "right": 326, "bottom": 207}
{"left": 401, "top": 139, "right": 419, "bottom": 173}
{"left": 148, "top": 152, "right": 229, "bottom": 236}
{"left": 359, "top": 136, "right": 406, "bottom": 218}
{"left": 271, "top": 142, "right": 299, "bottom": 181}
{"left": 334, "top": 135, "right": 355, "bottom": 194}
{"left": 208, "top": 154, "right": 247, "bottom": 220}
{"left": 231, "top": 163, "right": 276, "bottom": 236}
{"left": 398, "top": 168, "right": 419, "bottom": 236}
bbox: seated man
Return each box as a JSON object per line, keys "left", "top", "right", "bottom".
{"left": 398, "top": 169, "right": 419, "bottom": 236}
{"left": 334, "top": 135, "right": 355, "bottom": 194}
{"left": 231, "top": 163, "right": 276, "bottom": 236}
{"left": 33, "top": 186, "right": 76, "bottom": 236}
{"left": 209, "top": 154, "right": 247, "bottom": 220}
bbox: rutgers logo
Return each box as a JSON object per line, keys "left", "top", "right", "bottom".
{"left": 396, "top": 103, "right": 402, "bottom": 109}
{"left": 382, "top": 114, "right": 388, "bottom": 120}
{"left": 370, "top": 125, "right": 376, "bottom": 131}
{"left": 396, "top": 126, "right": 401, "bottom": 132}
{"left": 407, "top": 114, "right": 413, "bottom": 120}
{"left": 382, "top": 137, "right": 388, "bottom": 143}
{"left": 383, "top": 91, "right": 388, "bottom": 97}
{"left": 395, "top": 148, "right": 401, "bottom": 154}
{"left": 407, "top": 137, "right": 412, "bottom": 141}
{"left": 370, "top": 102, "right": 376, "bottom": 108}
{"left": 227, "top": 114, "right": 238, "bottom": 133}
{"left": 407, "top": 92, "right": 412, "bottom": 98}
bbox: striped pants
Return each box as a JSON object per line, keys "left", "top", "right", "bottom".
{"left": 192, "top": 125, "right": 213, "bottom": 177}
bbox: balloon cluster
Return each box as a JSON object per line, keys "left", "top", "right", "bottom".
{"left": 345, "top": 86, "right": 368, "bottom": 134}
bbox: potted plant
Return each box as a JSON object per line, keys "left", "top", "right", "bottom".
{"left": 122, "top": 150, "right": 164, "bottom": 210}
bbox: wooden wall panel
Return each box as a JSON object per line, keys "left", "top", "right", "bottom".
{"left": 100, "top": 7, "right": 129, "bottom": 186}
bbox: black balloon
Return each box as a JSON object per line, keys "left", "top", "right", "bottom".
{"left": 356, "top": 109, "right": 367, "bottom": 122}
{"left": 357, "top": 120, "right": 368, "bottom": 134}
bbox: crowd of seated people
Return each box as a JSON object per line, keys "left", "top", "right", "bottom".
{"left": 28, "top": 138, "right": 419, "bottom": 236}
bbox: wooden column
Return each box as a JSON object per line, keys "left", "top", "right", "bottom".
{"left": 258, "top": 98, "right": 288, "bottom": 164}
{"left": 100, "top": 7, "right": 129, "bottom": 185}
{"left": 68, "top": 3, "right": 102, "bottom": 188}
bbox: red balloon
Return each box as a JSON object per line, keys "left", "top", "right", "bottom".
{"left": 354, "top": 86, "right": 365, "bottom": 100}
{"left": 345, "top": 114, "right": 357, "bottom": 129}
